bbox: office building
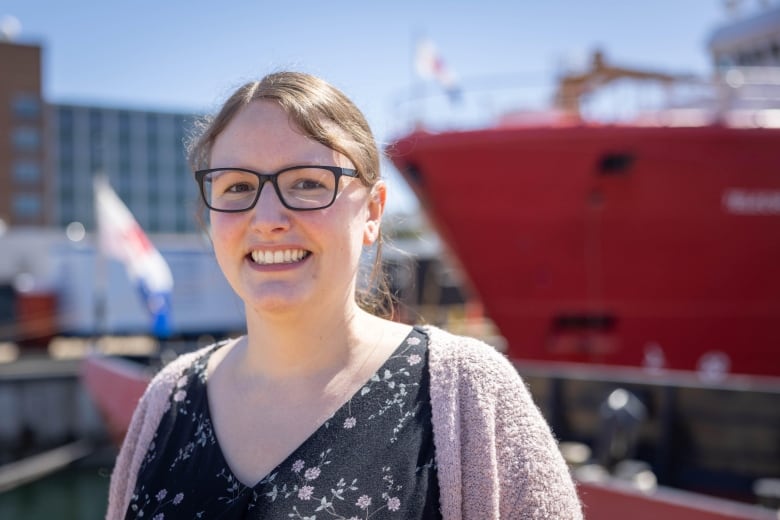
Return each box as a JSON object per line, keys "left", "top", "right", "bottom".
{"left": 1, "top": 37, "right": 200, "bottom": 233}
{"left": 0, "top": 40, "right": 47, "bottom": 228}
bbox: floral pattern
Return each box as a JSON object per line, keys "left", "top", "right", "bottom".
{"left": 126, "top": 327, "right": 440, "bottom": 519}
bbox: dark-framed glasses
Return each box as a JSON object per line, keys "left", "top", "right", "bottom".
{"left": 194, "top": 165, "right": 360, "bottom": 212}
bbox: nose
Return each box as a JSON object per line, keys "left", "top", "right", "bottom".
{"left": 250, "top": 181, "right": 290, "bottom": 232}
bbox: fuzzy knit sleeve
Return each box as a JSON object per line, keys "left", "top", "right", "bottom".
{"left": 425, "top": 326, "right": 582, "bottom": 520}
{"left": 105, "top": 348, "right": 210, "bottom": 520}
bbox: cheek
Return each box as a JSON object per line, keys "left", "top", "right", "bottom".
{"left": 338, "top": 203, "right": 370, "bottom": 244}
{"left": 312, "top": 212, "right": 365, "bottom": 268}
{"left": 209, "top": 215, "right": 243, "bottom": 260}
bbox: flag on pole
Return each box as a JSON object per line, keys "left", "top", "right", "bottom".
{"left": 415, "top": 38, "right": 461, "bottom": 102}
{"left": 94, "top": 176, "right": 173, "bottom": 338}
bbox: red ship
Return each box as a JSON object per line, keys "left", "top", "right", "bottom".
{"left": 390, "top": 122, "right": 780, "bottom": 378}
{"left": 386, "top": 6, "right": 780, "bottom": 518}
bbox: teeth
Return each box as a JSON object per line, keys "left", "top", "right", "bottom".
{"left": 251, "top": 249, "right": 309, "bottom": 265}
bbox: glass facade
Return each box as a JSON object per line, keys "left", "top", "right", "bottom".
{"left": 51, "top": 104, "right": 200, "bottom": 233}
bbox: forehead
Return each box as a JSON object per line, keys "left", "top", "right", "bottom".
{"left": 210, "top": 100, "right": 349, "bottom": 170}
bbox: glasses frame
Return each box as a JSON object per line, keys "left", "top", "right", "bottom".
{"left": 194, "top": 165, "right": 360, "bottom": 213}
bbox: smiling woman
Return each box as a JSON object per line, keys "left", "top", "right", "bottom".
{"left": 104, "top": 71, "right": 582, "bottom": 520}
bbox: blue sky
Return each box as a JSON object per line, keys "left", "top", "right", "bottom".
{"left": 4, "top": 0, "right": 744, "bottom": 212}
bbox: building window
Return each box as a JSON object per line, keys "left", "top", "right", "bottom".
{"left": 148, "top": 181, "right": 159, "bottom": 205}
{"left": 175, "top": 150, "right": 187, "bottom": 174}
{"left": 12, "top": 94, "right": 41, "bottom": 119}
{"left": 13, "top": 161, "right": 41, "bottom": 183}
{"left": 13, "top": 194, "right": 42, "bottom": 219}
{"left": 89, "top": 110, "right": 103, "bottom": 171}
{"left": 147, "top": 129, "right": 158, "bottom": 162}
{"left": 59, "top": 207, "right": 74, "bottom": 226}
{"left": 60, "top": 181, "right": 75, "bottom": 205}
{"left": 59, "top": 107, "right": 74, "bottom": 148}
{"left": 90, "top": 143, "right": 104, "bottom": 172}
{"left": 12, "top": 127, "right": 41, "bottom": 151}
{"left": 147, "top": 156, "right": 158, "bottom": 177}
{"left": 89, "top": 109, "right": 104, "bottom": 172}
{"left": 146, "top": 113, "right": 158, "bottom": 132}
{"left": 60, "top": 154, "right": 75, "bottom": 182}
{"left": 58, "top": 106, "right": 74, "bottom": 126}
{"left": 149, "top": 212, "right": 159, "bottom": 233}
{"left": 59, "top": 136, "right": 74, "bottom": 163}
{"left": 119, "top": 111, "right": 131, "bottom": 135}
{"left": 89, "top": 109, "right": 102, "bottom": 132}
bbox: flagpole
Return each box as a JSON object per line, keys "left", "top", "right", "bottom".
{"left": 412, "top": 28, "right": 425, "bottom": 126}
{"left": 93, "top": 174, "right": 109, "bottom": 346}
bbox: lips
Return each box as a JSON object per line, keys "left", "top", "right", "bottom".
{"left": 249, "top": 249, "right": 311, "bottom": 265}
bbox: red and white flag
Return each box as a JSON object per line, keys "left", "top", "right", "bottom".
{"left": 94, "top": 176, "right": 173, "bottom": 337}
{"left": 415, "top": 38, "right": 460, "bottom": 101}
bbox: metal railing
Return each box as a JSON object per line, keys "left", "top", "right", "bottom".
{"left": 389, "top": 66, "right": 780, "bottom": 134}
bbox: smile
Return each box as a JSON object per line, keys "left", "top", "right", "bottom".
{"left": 250, "top": 249, "right": 311, "bottom": 265}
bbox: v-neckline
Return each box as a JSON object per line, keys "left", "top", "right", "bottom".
{"left": 198, "top": 327, "right": 419, "bottom": 489}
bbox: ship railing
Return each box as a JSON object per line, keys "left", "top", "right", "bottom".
{"left": 389, "top": 65, "right": 780, "bottom": 134}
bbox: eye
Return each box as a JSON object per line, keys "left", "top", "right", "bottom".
{"left": 226, "top": 182, "right": 256, "bottom": 193}
{"left": 209, "top": 170, "right": 259, "bottom": 196}
{"left": 292, "top": 178, "right": 328, "bottom": 191}
{"left": 280, "top": 168, "right": 334, "bottom": 192}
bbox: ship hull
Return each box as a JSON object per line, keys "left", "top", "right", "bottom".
{"left": 389, "top": 125, "right": 780, "bottom": 377}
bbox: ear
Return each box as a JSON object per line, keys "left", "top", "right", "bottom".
{"left": 363, "top": 181, "right": 387, "bottom": 246}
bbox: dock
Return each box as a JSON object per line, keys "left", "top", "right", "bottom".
{"left": 0, "top": 354, "right": 109, "bottom": 467}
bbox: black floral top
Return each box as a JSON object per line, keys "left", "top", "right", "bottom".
{"left": 125, "top": 327, "right": 441, "bottom": 519}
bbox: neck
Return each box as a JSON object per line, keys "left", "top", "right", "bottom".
{"left": 236, "top": 301, "right": 374, "bottom": 382}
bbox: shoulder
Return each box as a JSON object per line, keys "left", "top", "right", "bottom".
{"left": 107, "top": 340, "right": 230, "bottom": 518}
{"left": 420, "top": 326, "right": 583, "bottom": 518}
{"left": 421, "top": 324, "right": 537, "bottom": 432}
{"left": 421, "top": 324, "right": 521, "bottom": 390}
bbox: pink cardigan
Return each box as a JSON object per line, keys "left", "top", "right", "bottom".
{"left": 106, "top": 326, "right": 582, "bottom": 519}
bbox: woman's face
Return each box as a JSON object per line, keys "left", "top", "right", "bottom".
{"left": 208, "top": 100, "right": 384, "bottom": 317}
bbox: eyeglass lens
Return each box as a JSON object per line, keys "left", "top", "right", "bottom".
{"left": 203, "top": 167, "right": 338, "bottom": 211}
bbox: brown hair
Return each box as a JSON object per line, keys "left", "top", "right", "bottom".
{"left": 187, "top": 71, "right": 393, "bottom": 317}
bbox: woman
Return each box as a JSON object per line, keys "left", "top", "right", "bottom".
{"left": 106, "top": 71, "right": 582, "bottom": 519}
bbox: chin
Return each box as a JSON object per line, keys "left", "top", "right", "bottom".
{"left": 242, "top": 287, "right": 312, "bottom": 316}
